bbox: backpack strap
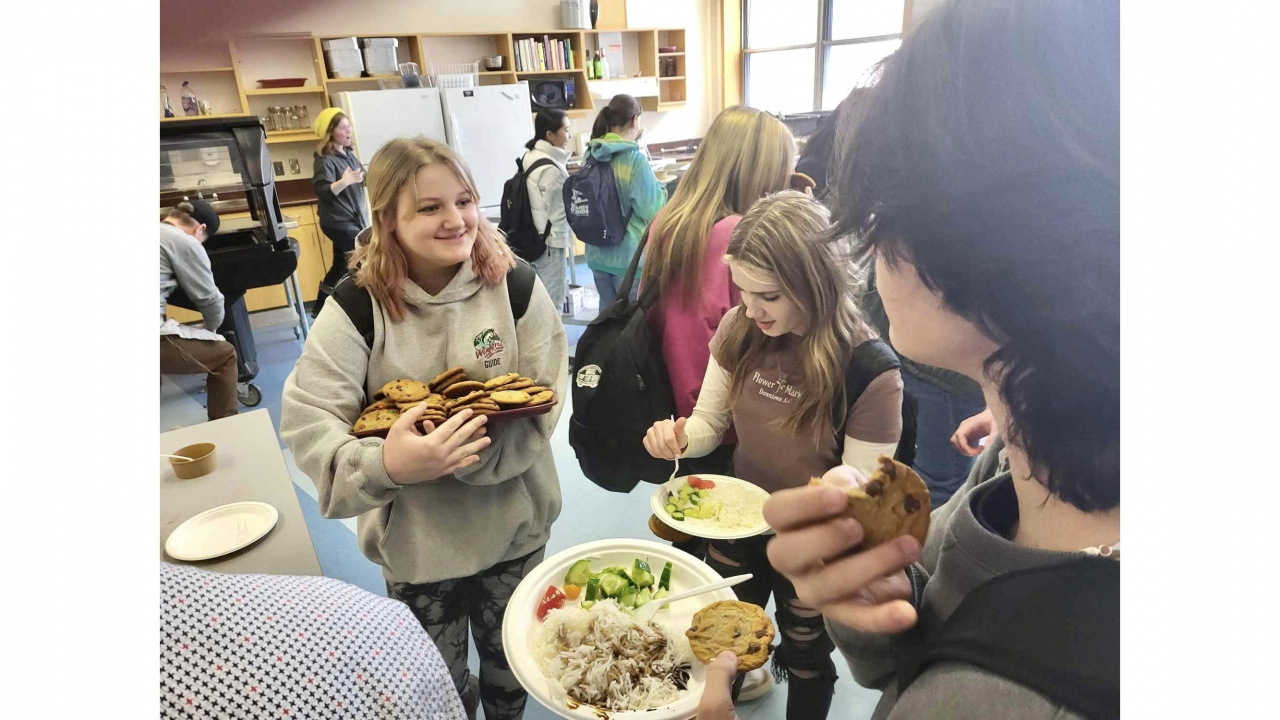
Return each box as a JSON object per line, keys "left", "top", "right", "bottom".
{"left": 330, "top": 272, "right": 375, "bottom": 349}
{"left": 507, "top": 256, "right": 538, "bottom": 323}
{"left": 330, "top": 258, "right": 539, "bottom": 351}
{"left": 523, "top": 157, "right": 558, "bottom": 240}
{"left": 836, "top": 339, "right": 917, "bottom": 466}
{"left": 896, "top": 558, "right": 1120, "bottom": 720}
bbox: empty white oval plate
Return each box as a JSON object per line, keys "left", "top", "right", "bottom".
{"left": 164, "top": 501, "right": 279, "bottom": 562}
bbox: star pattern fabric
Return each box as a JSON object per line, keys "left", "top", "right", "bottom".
{"left": 160, "top": 563, "right": 465, "bottom": 719}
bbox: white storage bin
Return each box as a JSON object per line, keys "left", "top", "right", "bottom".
{"left": 361, "top": 37, "right": 398, "bottom": 48}
{"left": 326, "top": 48, "right": 365, "bottom": 79}
{"left": 322, "top": 37, "right": 359, "bottom": 51}
{"left": 362, "top": 45, "right": 399, "bottom": 76}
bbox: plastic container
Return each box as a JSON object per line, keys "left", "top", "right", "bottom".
{"left": 322, "top": 37, "right": 359, "bottom": 51}
{"left": 362, "top": 45, "right": 399, "bottom": 76}
{"left": 360, "top": 37, "right": 398, "bottom": 47}
{"left": 161, "top": 84, "right": 174, "bottom": 118}
{"left": 181, "top": 81, "right": 199, "bottom": 116}
{"left": 326, "top": 47, "right": 365, "bottom": 79}
{"left": 429, "top": 62, "right": 479, "bottom": 89}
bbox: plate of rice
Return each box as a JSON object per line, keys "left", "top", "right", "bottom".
{"left": 503, "top": 538, "right": 739, "bottom": 720}
{"left": 649, "top": 474, "right": 771, "bottom": 540}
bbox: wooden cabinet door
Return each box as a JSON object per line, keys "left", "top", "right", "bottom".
{"left": 292, "top": 224, "right": 327, "bottom": 303}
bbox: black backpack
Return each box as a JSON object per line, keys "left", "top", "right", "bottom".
{"left": 897, "top": 557, "right": 1119, "bottom": 720}
{"left": 498, "top": 157, "right": 557, "bottom": 262}
{"left": 330, "top": 258, "right": 538, "bottom": 349}
{"left": 569, "top": 230, "right": 677, "bottom": 493}
{"left": 839, "top": 339, "right": 918, "bottom": 467}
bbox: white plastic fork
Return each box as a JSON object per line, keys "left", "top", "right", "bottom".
{"left": 635, "top": 573, "right": 753, "bottom": 623}
{"left": 666, "top": 415, "right": 682, "bottom": 487}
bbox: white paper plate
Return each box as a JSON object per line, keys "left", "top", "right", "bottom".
{"left": 164, "top": 501, "right": 279, "bottom": 562}
{"left": 503, "top": 538, "right": 738, "bottom": 720}
{"left": 650, "top": 474, "right": 771, "bottom": 540}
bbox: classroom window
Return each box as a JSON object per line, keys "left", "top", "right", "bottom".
{"left": 743, "top": 0, "right": 906, "bottom": 114}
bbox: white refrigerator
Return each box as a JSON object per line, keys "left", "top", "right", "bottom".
{"left": 334, "top": 87, "right": 449, "bottom": 166}
{"left": 440, "top": 83, "right": 536, "bottom": 210}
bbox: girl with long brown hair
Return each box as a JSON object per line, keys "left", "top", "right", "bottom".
{"left": 642, "top": 105, "right": 796, "bottom": 478}
{"left": 282, "top": 137, "right": 567, "bottom": 720}
{"left": 642, "top": 191, "right": 905, "bottom": 718}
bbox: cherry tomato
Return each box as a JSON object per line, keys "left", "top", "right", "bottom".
{"left": 536, "top": 585, "right": 566, "bottom": 621}
{"left": 563, "top": 583, "right": 582, "bottom": 599}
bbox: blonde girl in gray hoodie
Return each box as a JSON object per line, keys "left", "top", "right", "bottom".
{"left": 281, "top": 137, "right": 567, "bottom": 720}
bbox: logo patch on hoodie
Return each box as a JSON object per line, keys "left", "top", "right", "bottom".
{"left": 474, "top": 328, "right": 506, "bottom": 367}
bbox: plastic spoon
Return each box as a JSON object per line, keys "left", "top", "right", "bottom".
{"left": 636, "top": 573, "right": 752, "bottom": 623}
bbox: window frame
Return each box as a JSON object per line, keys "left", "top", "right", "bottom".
{"left": 741, "top": 0, "right": 911, "bottom": 114}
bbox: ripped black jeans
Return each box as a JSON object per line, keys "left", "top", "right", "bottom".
{"left": 706, "top": 534, "right": 837, "bottom": 720}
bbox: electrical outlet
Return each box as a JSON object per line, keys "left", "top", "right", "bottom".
{"left": 272, "top": 160, "right": 285, "bottom": 177}
{"left": 288, "top": 159, "right": 301, "bottom": 175}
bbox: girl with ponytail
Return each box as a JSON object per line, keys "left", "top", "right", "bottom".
{"left": 583, "top": 94, "right": 667, "bottom": 307}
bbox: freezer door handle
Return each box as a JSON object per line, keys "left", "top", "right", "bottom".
{"left": 446, "top": 112, "right": 463, "bottom": 153}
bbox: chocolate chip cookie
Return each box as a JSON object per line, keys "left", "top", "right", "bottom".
{"left": 381, "top": 379, "right": 431, "bottom": 403}
{"left": 812, "top": 456, "right": 931, "bottom": 549}
{"left": 686, "top": 600, "right": 774, "bottom": 672}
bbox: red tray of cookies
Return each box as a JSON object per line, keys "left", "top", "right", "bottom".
{"left": 349, "top": 369, "right": 556, "bottom": 439}
{"left": 350, "top": 400, "right": 558, "bottom": 440}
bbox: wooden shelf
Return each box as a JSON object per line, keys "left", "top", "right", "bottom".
{"left": 657, "top": 102, "right": 687, "bottom": 111}
{"left": 479, "top": 70, "right": 513, "bottom": 75}
{"left": 161, "top": 67, "right": 236, "bottom": 74}
{"left": 659, "top": 76, "right": 685, "bottom": 81}
{"left": 246, "top": 86, "right": 326, "bottom": 95}
{"left": 658, "top": 52, "right": 685, "bottom": 57}
{"left": 161, "top": 112, "right": 249, "bottom": 122}
{"left": 324, "top": 75, "right": 402, "bottom": 84}
{"left": 266, "top": 130, "right": 320, "bottom": 144}
{"left": 515, "top": 69, "right": 582, "bottom": 75}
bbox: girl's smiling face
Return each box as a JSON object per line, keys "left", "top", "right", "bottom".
{"left": 731, "top": 261, "right": 806, "bottom": 337}
{"left": 389, "top": 163, "right": 478, "bottom": 270}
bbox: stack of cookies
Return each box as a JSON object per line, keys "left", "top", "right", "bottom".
{"left": 350, "top": 367, "right": 556, "bottom": 435}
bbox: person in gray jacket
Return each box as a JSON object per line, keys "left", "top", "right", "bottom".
{"left": 754, "top": 0, "right": 1120, "bottom": 718}
{"left": 281, "top": 137, "right": 566, "bottom": 720}
{"left": 311, "top": 107, "right": 368, "bottom": 317}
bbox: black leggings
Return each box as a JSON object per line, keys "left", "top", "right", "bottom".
{"left": 314, "top": 225, "right": 358, "bottom": 313}
{"left": 707, "top": 534, "right": 838, "bottom": 720}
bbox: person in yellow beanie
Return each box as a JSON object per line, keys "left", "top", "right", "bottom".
{"left": 311, "top": 108, "right": 368, "bottom": 317}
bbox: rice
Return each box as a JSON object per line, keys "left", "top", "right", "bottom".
{"left": 704, "top": 483, "right": 766, "bottom": 529}
{"left": 534, "top": 599, "right": 692, "bottom": 712}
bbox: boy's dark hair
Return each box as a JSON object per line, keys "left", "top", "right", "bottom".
{"left": 527, "top": 108, "right": 569, "bottom": 150}
{"left": 830, "top": 0, "right": 1119, "bottom": 512}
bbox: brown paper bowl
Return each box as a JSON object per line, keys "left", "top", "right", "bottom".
{"left": 169, "top": 443, "right": 218, "bottom": 479}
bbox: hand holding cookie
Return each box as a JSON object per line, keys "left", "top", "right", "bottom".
{"left": 764, "top": 465, "right": 921, "bottom": 635}
{"left": 696, "top": 651, "right": 739, "bottom": 720}
{"left": 382, "top": 405, "right": 491, "bottom": 486}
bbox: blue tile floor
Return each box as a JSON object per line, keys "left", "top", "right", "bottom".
{"left": 160, "top": 298, "right": 880, "bottom": 720}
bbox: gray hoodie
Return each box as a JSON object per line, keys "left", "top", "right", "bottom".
{"left": 829, "top": 439, "right": 1100, "bottom": 719}
{"left": 280, "top": 258, "right": 567, "bottom": 584}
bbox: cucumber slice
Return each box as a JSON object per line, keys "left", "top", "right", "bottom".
{"left": 598, "top": 573, "right": 628, "bottom": 599}
{"left": 583, "top": 577, "right": 600, "bottom": 603}
{"left": 659, "top": 561, "right": 674, "bottom": 591}
{"left": 618, "top": 587, "right": 639, "bottom": 608}
{"left": 564, "top": 559, "right": 594, "bottom": 586}
{"left": 654, "top": 587, "right": 668, "bottom": 599}
{"left": 665, "top": 503, "right": 678, "bottom": 514}
{"left": 671, "top": 511, "right": 684, "bottom": 520}
{"left": 631, "top": 559, "right": 655, "bottom": 588}
{"left": 635, "top": 588, "right": 653, "bottom": 607}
